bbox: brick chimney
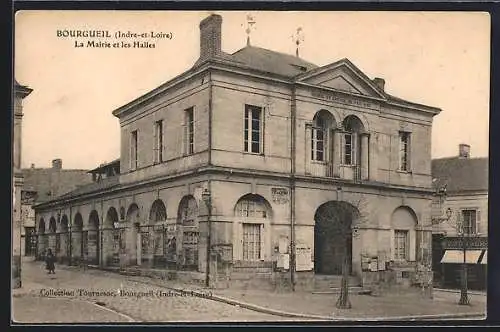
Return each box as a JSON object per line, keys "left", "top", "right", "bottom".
{"left": 198, "top": 14, "right": 223, "bottom": 62}
{"left": 458, "top": 144, "right": 470, "bottom": 158}
{"left": 373, "top": 77, "right": 385, "bottom": 91}
{"left": 52, "top": 158, "right": 62, "bottom": 170}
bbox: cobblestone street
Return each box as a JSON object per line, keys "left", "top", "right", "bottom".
{"left": 12, "top": 259, "right": 305, "bottom": 323}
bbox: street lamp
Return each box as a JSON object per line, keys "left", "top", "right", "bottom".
{"left": 201, "top": 187, "right": 212, "bottom": 288}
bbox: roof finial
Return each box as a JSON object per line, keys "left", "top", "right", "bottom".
{"left": 244, "top": 14, "right": 256, "bottom": 46}
{"left": 292, "top": 27, "right": 304, "bottom": 57}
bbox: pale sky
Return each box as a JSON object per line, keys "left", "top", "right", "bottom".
{"left": 15, "top": 11, "right": 490, "bottom": 170}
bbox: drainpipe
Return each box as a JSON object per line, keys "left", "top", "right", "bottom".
{"left": 290, "top": 84, "right": 297, "bottom": 291}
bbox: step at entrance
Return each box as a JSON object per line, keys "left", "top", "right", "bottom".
{"left": 313, "top": 275, "right": 361, "bottom": 291}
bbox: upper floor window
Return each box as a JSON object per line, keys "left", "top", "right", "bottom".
{"left": 154, "top": 120, "right": 163, "bottom": 164}
{"left": 244, "top": 105, "right": 262, "bottom": 154}
{"left": 342, "top": 115, "right": 364, "bottom": 166}
{"left": 130, "top": 130, "right": 138, "bottom": 170}
{"left": 399, "top": 131, "right": 411, "bottom": 172}
{"left": 343, "top": 133, "right": 355, "bottom": 165}
{"left": 461, "top": 209, "right": 477, "bottom": 234}
{"left": 184, "top": 107, "right": 194, "bottom": 155}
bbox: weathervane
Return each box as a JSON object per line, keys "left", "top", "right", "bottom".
{"left": 244, "top": 14, "right": 256, "bottom": 46}
{"left": 292, "top": 27, "right": 305, "bottom": 57}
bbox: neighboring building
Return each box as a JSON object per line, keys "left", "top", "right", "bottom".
{"left": 431, "top": 144, "right": 488, "bottom": 290}
{"left": 13, "top": 79, "right": 32, "bottom": 288}
{"left": 21, "top": 159, "right": 93, "bottom": 257}
{"left": 34, "top": 14, "right": 442, "bottom": 291}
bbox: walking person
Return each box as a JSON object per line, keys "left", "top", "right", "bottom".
{"left": 45, "top": 248, "right": 56, "bottom": 274}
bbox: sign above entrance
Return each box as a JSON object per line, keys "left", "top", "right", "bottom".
{"left": 310, "top": 89, "right": 372, "bottom": 108}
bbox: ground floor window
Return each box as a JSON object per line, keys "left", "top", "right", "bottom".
{"left": 394, "top": 230, "right": 409, "bottom": 260}
{"left": 243, "top": 223, "right": 261, "bottom": 261}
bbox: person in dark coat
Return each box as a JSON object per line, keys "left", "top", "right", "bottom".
{"left": 45, "top": 248, "right": 56, "bottom": 274}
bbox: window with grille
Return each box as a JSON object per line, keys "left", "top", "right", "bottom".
{"left": 154, "top": 120, "right": 163, "bottom": 163}
{"left": 243, "top": 223, "right": 261, "bottom": 261}
{"left": 462, "top": 209, "right": 477, "bottom": 234}
{"left": 130, "top": 130, "right": 138, "bottom": 170}
{"left": 236, "top": 197, "right": 267, "bottom": 218}
{"left": 394, "top": 230, "right": 409, "bottom": 260}
{"left": 184, "top": 108, "right": 194, "bottom": 155}
{"left": 399, "top": 131, "right": 411, "bottom": 171}
{"left": 244, "top": 105, "right": 262, "bottom": 154}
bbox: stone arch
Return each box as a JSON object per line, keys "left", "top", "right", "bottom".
{"left": 234, "top": 194, "right": 272, "bottom": 262}
{"left": 126, "top": 203, "right": 140, "bottom": 224}
{"left": 391, "top": 206, "right": 418, "bottom": 262}
{"left": 311, "top": 110, "right": 337, "bottom": 163}
{"left": 49, "top": 217, "right": 57, "bottom": 233}
{"left": 313, "top": 109, "right": 337, "bottom": 128}
{"left": 342, "top": 113, "right": 369, "bottom": 132}
{"left": 38, "top": 218, "right": 46, "bottom": 234}
{"left": 103, "top": 207, "right": 121, "bottom": 267}
{"left": 314, "top": 201, "right": 360, "bottom": 275}
{"left": 59, "top": 215, "right": 69, "bottom": 232}
{"left": 234, "top": 193, "right": 272, "bottom": 219}
{"left": 149, "top": 199, "right": 167, "bottom": 223}
{"left": 58, "top": 215, "right": 70, "bottom": 261}
{"left": 73, "top": 213, "right": 84, "bottom": 230}
{"left": 177, "top": 195, "right": 199, "bottom": 270}
{"left": 87, "top": 210, "right": 100, "bottom": 265}
{"left": 72, "top": 212, "right": 84, "bottom": 259}
{"left": 105, "top": 207, "right": 119, "bottom": 227}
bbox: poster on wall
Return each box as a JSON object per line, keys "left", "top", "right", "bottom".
{"left": 295, "top": 242, "right": 313, "bottom": 271}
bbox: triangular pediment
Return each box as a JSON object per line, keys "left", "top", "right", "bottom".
{"left": 296, "top": 59, "right": 386, "bottom": 99}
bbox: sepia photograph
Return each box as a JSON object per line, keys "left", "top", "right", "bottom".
{"left": 12, "top": 10, "right": 489, "bottom": 323}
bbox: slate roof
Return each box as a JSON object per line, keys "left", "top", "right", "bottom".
{"left": 56, "top": 176, "right": 121, "bottom": 200}
{"left": 22, "top": 168, "right": 93, "bottom": 203}
{"left": 229, "top": 45, "right": 319, "bottom": 78}
{"left": 431, "top": 157, "right": 488, "bottom": 194}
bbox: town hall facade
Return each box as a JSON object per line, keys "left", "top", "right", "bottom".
{"left": 34, "top": 14, "right": 441, "bottom": 291}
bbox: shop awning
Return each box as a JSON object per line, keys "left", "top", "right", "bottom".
{"left": 480, "top": 250, "right": 487, "bottom": 265}
{"left": 440, "top": 250, "right": 483, "bottom": 264}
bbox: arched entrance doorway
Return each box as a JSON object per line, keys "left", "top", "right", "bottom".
{"left": 314, "top": 201, "right": 360, "bottom": 275}
{"left": 59, "top": 215, "right": 70, "bottom": 263}
{"left": 177, "top": 195, "right": 199, "bottom": 270}
{"left": 48, "top": 217, "right": 57, "bottom": 254}
{"left": 126, "top": 203, "right": 140, "bottom": 266}
{"left": 144, "top": 199, "right": 167, "bottom": 267}
{"left": 37, "top": 218, "right": 46, "bottom": 259}
{"left": 87, "top": 210, "right": 100, "bottom": 265}
{"left": 103, "top": 207, "right": 120, "bottom": 267}
{"left": 72, "top": 213, "right": 84, "bottom": 263}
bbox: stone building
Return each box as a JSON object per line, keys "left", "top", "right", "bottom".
{"left": 21, "top": 159, "right": 92, "bottom": 257}
{"left": 13, "top": 79, "right": 32, "bottom": 288}
{"left": 34, "top": 14, "right": 441, "bottom": 291}
{"left": 431, "top": 144, "right": 488, "bottom": 290}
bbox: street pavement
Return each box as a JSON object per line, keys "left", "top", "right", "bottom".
{"left": 12, "top": 259, "right": 310, "bottom": 323}
{"left": 12, "top": 258, "right": 487, "bottom": 323}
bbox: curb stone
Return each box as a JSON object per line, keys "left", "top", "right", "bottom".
{"left": 43, "top": 263, "right": 486, "bottom": 321}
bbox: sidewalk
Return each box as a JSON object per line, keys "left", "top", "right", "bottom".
{"left": 89, "top": 266, "right": 486, "bottom": 321}
{"left": 40, "top": 261, "right": 486, "bottom": 321}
